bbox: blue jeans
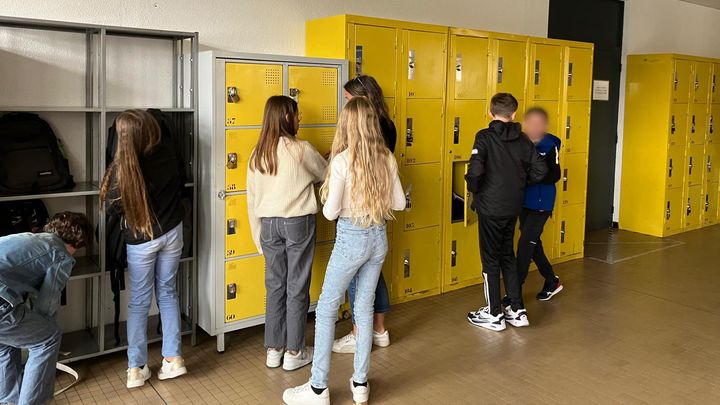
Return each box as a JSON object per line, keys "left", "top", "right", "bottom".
{"left": 348, "top": 272, "right": 390, "bottom": 324}
{"left": 0, "top": 301, "right": 61, "bottom": 405}
{"left": 126, "top": 222, "right": 183, "bottom": 368}
{"left": 310, "top": 219, "right": 388, "bottom": 388}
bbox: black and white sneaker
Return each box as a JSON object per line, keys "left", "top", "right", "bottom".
{"left": 467, "top": 306, "right": 506, "bottom": 331}
{"left": 504, "top": 305, "right": 530, "bottom": 327}
{"left": 536, "top": 277, "right": 563, "bottom": 301}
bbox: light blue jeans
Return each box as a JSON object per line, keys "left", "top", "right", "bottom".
{"left": 310, "top": 218, "right": 388, "bottom": 388}
{"left": 126, "top": 222, "right": 183, "bottom": 368}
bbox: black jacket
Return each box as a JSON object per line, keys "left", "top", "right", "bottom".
{"left": 465, "top": 120, "right": 548, "bottom": 217}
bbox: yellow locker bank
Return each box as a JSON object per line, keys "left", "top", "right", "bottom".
{"left": 198, "top": 51, "right": 348, "bottom": 352}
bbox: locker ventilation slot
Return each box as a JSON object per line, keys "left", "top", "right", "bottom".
{"left": 322, "top": 106, "right": 337, "bottom": 121}
{"left": 322, "top": 71, "right": 335, "bottom": 86}
{"left": 265, "top": 68, "right": 281, "bottom": 85}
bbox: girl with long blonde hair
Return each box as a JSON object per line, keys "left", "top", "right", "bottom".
{"left": 283, "top": 97, "right": 405, "bottom": 405}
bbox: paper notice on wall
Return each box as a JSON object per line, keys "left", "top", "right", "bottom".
{"left": 593, "top": 80, "right": 610, "bottom": 101}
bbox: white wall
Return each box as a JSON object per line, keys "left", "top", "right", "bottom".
{"left": 615, "top": 0, "right": 720, "bottom": 221}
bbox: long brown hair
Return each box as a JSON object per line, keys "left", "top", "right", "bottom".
{"left": 320, "top": 97, "right": 396, "bottom": 227}
{"left": 344, "top": 75, "right": 390, "bottom": 120}
{"left": 100, "top": 109, "right": 161, "bottom": 239}
{"left": 249, "top": 96, "right": 299, "bottom": 175}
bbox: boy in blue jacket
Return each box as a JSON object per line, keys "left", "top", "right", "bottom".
{"left": 518, "top": 107, "right": 564, "bottom": 301}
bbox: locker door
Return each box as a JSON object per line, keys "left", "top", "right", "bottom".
{"left": 353, "top": 24, "right": 397, "bottom": 97}
{"left": 704, "top": 183, "right": 719, "bottom": 226}
{"left": 684, "top": 185, "right": 703, "bottom": 228}
{"left": 225, "top": 194, "right": 257, "bottom": 258}
{"left": 403, "top": 30, "right": 446, "bottom": 99}
{"left": 557, "top": 204, "right": 585, "bottom": 257}
{"left": 567, "top": 47, "right": 593, "bottom": 101}
{"left": 709, "top": 104, "right": 720, "bottom": 145}
{"left": 688, "top": 104, "right": 708, "bottom": 145}
{"left": 531, "top": 43, "right": 563, "bottom": 101}
{"left": 713, "top": 63, "right": 720, "bottom": 104}
{"left": 309, "top": 243, "right": 333, "bottom": 302}
{"left": 288, "top": 66, "right": 338, "bottom": 125}
{"left": 664, "top": 187, "right": 683, "bottom": 233}
{"left": 404, "top": 99, "right": 444, "bottom": 164}
{"left": 451, "top": 100, "right": 486, "bottom": 161}
{"left": 560, "top": 153, "right": 588, "bottom": 206}
{"left": 402, "top": 163, "right": 442, "bottom": 231}
{"left": 531, "top": 100, "right": 561, "bottom": 136}
{"left": 448, "top": 222, "right": 482, "bottom": 286}
{"left": 494, "top": 39, "right": 527, "bottom": 99}
{"left": 564, "top": 101, "right": 591, "bottom": 154}
{"left": 225, "top": 63, "right": 283, "bottom": 126}
{"left": 706, "top": 146, "right": 720, "bottom": 184}
{"left": 673, "top": 59, "right": 692, "bottom": 104}
{"left": 224, "top": 256, "right": 265, "bottom": 323}
{"left": 686, "top": 145, "right": 705, "bottom": 187}
{"left": 666, "top": 144, "right": 686, "bottom": 190}
{"left": 669, "top": 104, "right": 688, "bottom": 146}
{"left": 452, "top": 35, "right": 489, "bottom": 100}
{"left": 297, "top": 126, "right": 336, "bottom": 157}
{"left": 393, "top": 227, "right": 441, "bottom": 299}
{"left": 225, "top": 129, "right": 260, "bottom": 192}
{"left": 693, "top": 62, "right": 712, "bottom": 104}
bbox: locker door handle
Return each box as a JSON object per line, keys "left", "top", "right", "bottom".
{"left": 405, "top": 184, "right": 412, "bottom": 210}
{"left": 666, "top": 201, "right": 671, "bottom": 220}
{"left": 689, "top": 157, "right": 693, "bottom": 175}
{"left": 227, "top": 219, "right": 237, "bottom": 235}
{"left": 406, "top": 118, "right": 414, "bottom": 146}
{"left": 560, "top": 221, "right": 566, "bottom": 243}
{"left": 692, "top": 115, "right": 696, "bottom": 133}
{"left": 687, "top": 198, "right": 692, "bottom": 216}
{"left": 403, "top": 250, "right": 411, "bottom": 278}
{"left": 568, "top": 62, "right": 574, "bottom": 86}
{"left": 355, "top": 45, "right": 363, "bottom": 76}
{"left": 713, "top": 74, "right": 717, "bottom": 94}
{"left": 566, "top": 116, "right": 572, "bottom": 139}
{"left": 408, "top": 49, "right": 416, "bottom": 81}
{"left": 227, "top": 86, "right": 239, "bottom": 103}
{"left": 289, "top": 88, "right": 300, "bottom": 102}
{"left": 694, "top": 74, "right": 700, "bottom": 90}
{"left": 674, "top": 71, "right": 679, "bottom": 90}
{"left": 563, "top": 169, "right": 569, "bottom": 191}
{"left": 669, "top": 158, "right": 673, "bottom": 178}
{"left": 710, "top": 115, "right": 714, "bottom": 134}
{"left": 456, "top": 53, "right": 463, "bottom": 82}
{"left": 706, "top": 194, "right": 710, "bottom": 212}
{"left": 671, "top": 115, "right": 676, "bottom": 134}
{"left": 708, "top": 156, "right": 712, "bottom": 173}
{"left": 227, "top": 283, "right": 237, "bottom": 300}
{"left": 453, "top": 117, "right": 460, "bottom": 144}
{"left": 497, "top": 57, "right": 504, "bottom": 84}
{"left": 226, "top": 153, "right": 238, "bottom": 169}
{"left": 451, "top": 240, "right": 457, "bottom": 267}
{"left": 534, "top": 60, "right": 541, "bottom": 85}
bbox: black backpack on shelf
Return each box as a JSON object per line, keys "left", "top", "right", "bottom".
{"left": 0, "top": 199, "right": 50, "bottom": 237}
{"left": 0, "top": 113, "right": 75, "bottom": 195}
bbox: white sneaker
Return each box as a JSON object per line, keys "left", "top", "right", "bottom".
{"left": 349, "top": 378, "right": 370, "bottom": 405}
{"left": 332, "top": 333, "right": 357, "bottom": 354}
{"left": 467, "top": 306, "right": 506, "bottom": 331}
{"left": 267, "top": 348, "right": 284, "bottom": 368}
{"left": 373, "top": 330, "right": 390, "bottom": 348}
{"left": 157, "top": 357, "right": 188, "bottom": 380}
{"left": 282, "top": 381, "right": 330, "bottom": 405}
{"left": 283, "top": 347, "right": 313, "bottom": 371}
{"left": 126, "top": 365, "right": 151, "bottom": 388}
{"left": 504, "top": 306, "right": 530, "bottom": 327}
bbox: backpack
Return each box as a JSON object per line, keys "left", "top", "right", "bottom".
{"left": 0, "top": 199, "right": 50, "bottom": 237}
{"left": 0, "top": 113, "right": 75, "bottom": 195}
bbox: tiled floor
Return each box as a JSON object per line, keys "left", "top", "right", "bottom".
{"left": 53, "top": 226, "right": 720, "bottom": 404}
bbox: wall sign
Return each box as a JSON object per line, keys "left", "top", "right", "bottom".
{"left": 593, "top": 80, "right": 610, "bottom": 101}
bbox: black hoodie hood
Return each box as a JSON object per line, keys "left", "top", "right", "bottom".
{"left": 489, "top": 120, "right": 522, "bottom": 142}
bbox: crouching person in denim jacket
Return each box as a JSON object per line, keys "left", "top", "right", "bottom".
{"left": 0, "top": 212, "right": 90, "bottom": 405}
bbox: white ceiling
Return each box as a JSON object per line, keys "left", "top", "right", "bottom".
{"left": 680, "top": 0, "right": 720, "bottom": 10}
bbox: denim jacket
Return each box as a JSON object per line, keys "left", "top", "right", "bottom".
{"left": 0, "top": 232, "right": 75, "bottom": 317}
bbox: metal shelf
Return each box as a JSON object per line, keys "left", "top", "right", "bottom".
{"left": 59, "top": 328, "right": 100, "bottom": 363}
{"left": 0, "top": 16, "right": 195, "bottom": 39}
{"left": 70, "top": 255, "right": 101, "bottom": 281}
{"left": 105, "top": 107, "right": 196, "bottom": 113}
{"left": 0, "top": 106, "right": 101, "bottom": 112}
{"left": 0, "top": 182, "right": 98, "bottom": 202}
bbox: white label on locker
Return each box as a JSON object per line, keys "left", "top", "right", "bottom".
{"left": 408, "top": 49, "right": 415, "bottom": 80}
{"left": 593, "top": 80, "right": 610, "bottom": 101}
{"left": 456, "top": 53, "right": 462, "bottom": 82}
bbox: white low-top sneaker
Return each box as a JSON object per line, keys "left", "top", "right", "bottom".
{"left": 157, "top": 357, "right": 188, "bottom": 380}
{"left": 282, "top": 381, "right": 330, "bottom": 405}
{"left": 126, "top": 365, "right": 151, "bottom": 388}
{"left": 332, "top": 332, "right": 357, "bottom": 354}
{"left": 283, "top": 347, "right": 313, "bottom": 371}
{"left": 467, "top": 306, "right": 506, "bottom": 331}
{"left": 266, "top": 348, "right": 284, "bottom": 368}
{"left": 504, "top": 305, "right": 530, "bottom": 327}
{"left": 349, "top": 378, "right": 370, "bottom": 405}
{"left": 373, "top": 330, "right": 390, "bottom": 348}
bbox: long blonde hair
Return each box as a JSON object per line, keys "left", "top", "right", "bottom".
{"left": 321, "top": 97, "right": 396, "bottom": 227}
{"left": 100, "top": 109, "right": 160, "bottom": 239}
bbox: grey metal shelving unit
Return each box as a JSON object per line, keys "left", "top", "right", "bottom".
{"left": 0, "top": 16, "right": 199, "bottom": 363}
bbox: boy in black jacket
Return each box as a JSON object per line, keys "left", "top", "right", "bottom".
{"left": 465, "top": 93, "right": 547, "bottom": 332}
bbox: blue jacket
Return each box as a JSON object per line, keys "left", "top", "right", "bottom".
{"left": 523, "top": 134, "right": 562, "bottom": 212}
{"left": 0, "top": 232, "right": 75, "bottom": 317}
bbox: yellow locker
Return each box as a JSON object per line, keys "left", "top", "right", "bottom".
{"left": 402, "top": 163, "right": 443, "bottom": 231}
{"left": 531, "top": 100, "right": 561, "bottom": 136}
{"left": 352, "top": 24, "right": 397, "bottom": 97}
{"left": 564, "top": 101, "right": 591, "bottom": 154}
{"left": 393, "top": 226, "right": 440, "bottom": 299}
{"left": 669, "top": 104, "right": 688, "bottom": 146}
{"left": 709, "top": 104, "right": 720, "bottom": 144}
{"left": 448, "top": 222, "right": 481, "bottom": 287}
{"left": 225, "top": 63, "right": 283, "bottom": 126}
{"left": 531, "top": 43, "right": 563, "bottom": 101}
{"left": 686, "top": 144, "right": 705, "bottom": 187}
{"left": 693, "top": 61, "right": 712, "bottom": 104}
{"left": 297, "top": 126, "right": 335, "bottom": 157}
{"left": 666, "top": 144, "right": 686, "bottom": 189}
{"left": 556, "top": 204, "right": 584, "bottom": 257}
{"left": 704, "top": 183, "right": 719, "bottom": 226}
{"left": 403, "top": 30, "right": 446, "bottom": 99}
{"left": 225, "top": 129, "right": 259, "bottom": 192}
{"left": 673, "top": 59, "right": 692, "bottom": 104}
{"left": 567, "top": 47, "right": 593, "bottom": 101}
{"left": 452, "top": 36, "right": 489, "bottom": 100}
{"left": 706, "top": 146, "right": 720, "bottom": 184}
{"left": 288, "top": 66, "right": 338, "bottom": 125}
{"left": 404, "top": 99, "right": 444, "bottom": 164}
{"left": 664, "top": 187, "right": 684, "bottom": 233}
{"left": 451, "top": 100, "right": 486, "bottom": 161}
{"left": 560, "top": 153, "right": 588, "bottom": 206}
{"left": 224, "top": 256, "right": 266, "bottom": 323}
{"left": 309, "top": 243, "right": 333, "bottom": 302}
{"left": 684, "top": 185, "right": 703, "bottom": 228}
{"left": 493, "top": 39, "right": 527, "bottom": 99}
{"left": 316, "top": 209, "right": 337, "bottom": 243}
{"left": 225, "top": 194, "right": 257, "bottom": 258}
{"left": 688, "top": 103, "right": 708, "bottom": 145}
{"left": 713, "top": 63, "right": 720, "bottom": 104}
